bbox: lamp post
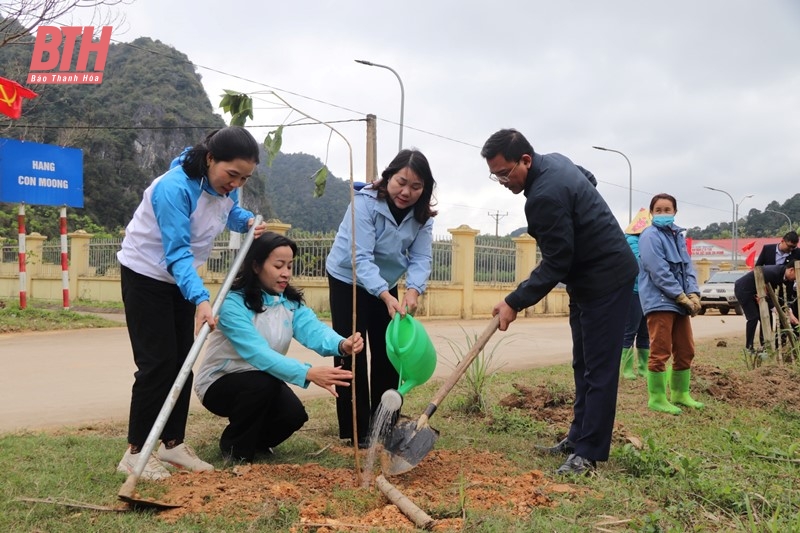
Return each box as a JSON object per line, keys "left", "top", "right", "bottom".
{"left": 765, "top": 209, "right": 792, "bottom": 230}
{"left": 592, "top": 145, "right": 633, "bottom": 222}
{"left": 705, "top": 186, "right": 753, "bottom": 267}
{"left": 735, "top": 195, "right": 754, "bottom": 267}
{"left": 704, "top": 186, "right": 735, "bottom": 266}
{"left": 355, "top": 59, "right": 404, "bottom": 152}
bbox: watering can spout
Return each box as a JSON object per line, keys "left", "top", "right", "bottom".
{"left": 381, "top": 389, "right": 404, "bottom": 412}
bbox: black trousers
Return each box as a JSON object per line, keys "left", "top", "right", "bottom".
{"left": 202, "top": 371, "right": 308, "bottom": 461}
{"left": 121, "top": 265, "right": 195, "bottom": 447}
{"left": 327, "top": 273, "right": 399, "bottom": 442}
{"left": 735, "top": 286, "right": 769, "bottom": 350}
{"left": 567, "top": 283, "right": 632, "bottom": 462}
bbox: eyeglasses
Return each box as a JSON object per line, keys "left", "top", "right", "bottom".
{"left": 488, "top": 160, "right": 519, "bottom": 184}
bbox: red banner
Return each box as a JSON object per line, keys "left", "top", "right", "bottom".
{"left": 745, "top": 250, "right": 757, "bottom": 269}
{"left": 0, "top": 76, "right": 38, "bottom": 119}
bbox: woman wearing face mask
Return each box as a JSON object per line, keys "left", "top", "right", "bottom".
{"left": 637, "top": 193, "right": 704, "bottom": 415}
{"left": 325, "top": 149, "right": 437, "bottom": 448}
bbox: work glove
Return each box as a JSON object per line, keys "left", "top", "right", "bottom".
{"left": 688, "top": 293, "right": 701, "bottom": 310}
{"left": 675, "top": 292, "right": 700, "bottom": 317}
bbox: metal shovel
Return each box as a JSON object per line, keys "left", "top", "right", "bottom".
{"left": 381, "top": 315, "right": 500, "bottom": 476}
{"left": 117, "top": 216, "right": 262, "bottom": 510}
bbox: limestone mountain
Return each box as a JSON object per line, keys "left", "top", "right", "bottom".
{"left": 0, "top": 22, "right": 350, "bottom": 241}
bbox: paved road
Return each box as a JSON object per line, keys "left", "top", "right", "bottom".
{"left": 0, "top": 314, "right": 744, "bottom": 434}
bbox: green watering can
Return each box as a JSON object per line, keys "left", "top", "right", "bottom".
{"left": 385, "top": 313, "right": 437, "bottom": 398}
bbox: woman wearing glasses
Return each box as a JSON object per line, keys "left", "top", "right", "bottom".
{"left": 325, "top": 149, "right": 437, "bottom": 448}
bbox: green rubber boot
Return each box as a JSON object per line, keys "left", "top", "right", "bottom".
{"left": 670, "top": 368, "right": 705, "bottom": 409}
{"left": 636, "top": 348, "right": 650, "bottom": 378}
{"left": 620, "top": 347, "right": 636, "bottom": 380}
{"left": 647, "top": 371, "right": 682, "bottom": 415}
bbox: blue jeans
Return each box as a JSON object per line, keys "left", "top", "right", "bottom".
{"left": 622, "top": 293, "right": 650, "bottom": 349}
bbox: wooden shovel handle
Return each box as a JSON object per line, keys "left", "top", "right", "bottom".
{"left": 415, "top": 315, "right": 501, "bottom": 426}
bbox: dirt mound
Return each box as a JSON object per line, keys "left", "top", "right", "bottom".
{"left": 155, "top": 447, "right": 570, "bottom": 530}
{"left": 497, "top": 383, "right": 574, "bottom": 427}
{"left": 694, "top": 364, "right": 800, "bottom": 410}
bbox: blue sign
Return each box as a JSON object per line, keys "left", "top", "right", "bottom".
{"left": 0, "top": 138, "right": 84, "bottom": 207}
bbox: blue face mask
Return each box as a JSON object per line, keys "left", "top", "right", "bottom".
{"left": 652, "top": 215, "right": 675, "bottom": 227}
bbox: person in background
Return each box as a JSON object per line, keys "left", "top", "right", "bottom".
{"left": 116, "top": 126, "right": 267, "bottom": 479}
{"left": 755, "top": 230, "right": 800, "bottom": 345}
{"left": 621, "top": 209, "right": 651, "bottom": 380}
{"left": 734, "top": 263, "right": 797, "bottom": 354}
{"left": 638, "top": 193, "right": 703, "bottom": 416}
{"left": 325, "top": 149, "right": 437, "bottom": 448}
{"left": 194, "top": 232, "right": 363, "bottom": 462}
{"left": 481, "top": 128, "right": 637, "bottom": 477}
{"left": 755, "top": 231, "right": 800, "bottom": 267}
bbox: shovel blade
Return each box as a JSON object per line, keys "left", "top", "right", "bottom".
{"left": 118, "top": 494, "right": 181, "bottom": 510}
{"left": 380, "top": 416, "right": 440, "bottom": 476}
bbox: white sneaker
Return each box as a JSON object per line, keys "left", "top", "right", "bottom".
{"left": 116, "top": 448, "right": 171, "bottom": 480}
{"left": 158, "top": 442, "right": 214, "bottom": 472}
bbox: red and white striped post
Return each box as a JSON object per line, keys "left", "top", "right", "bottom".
{"left": 18, "top": 204, "right": 26, "bottom": 309}
{"left": 60, "top": 206, "right": 70, "bottom": 310}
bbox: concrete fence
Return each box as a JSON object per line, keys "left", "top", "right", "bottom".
{"left": 0, "top": 221, "right": 720, "bottom": 319}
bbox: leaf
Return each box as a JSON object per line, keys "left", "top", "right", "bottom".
{"left": 312, "top": 166, "right": 328, "bottom": 198}
{"left": 263, "top": 125, "right": 284, "bottom": 167}
{"left": 230, "top": 113, "right": 247, "bottom": 127}
{"left": 625, "top": 435, "right": 643, "bottom": 449}
{"left": 218, "top": 91, "right": 253, "bottom": 126}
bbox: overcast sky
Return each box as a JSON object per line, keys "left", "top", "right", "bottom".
{"left": 69, "top": 0, "right": 800, "bottom": 236}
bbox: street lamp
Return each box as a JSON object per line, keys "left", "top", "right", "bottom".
{"left": 765, "top": 209, "right": 792, "bottom": 229}
{"left": 592, "top": 145, "right": 633, "bottom": 223}
{"left": 705, "top": 186, "right": 753, "bottom": 268}
{"left": 735, "top": 195, "right": 754, "bottom": 267}
{"left": 355, "top": 59, "right": 405, "bottom": 152}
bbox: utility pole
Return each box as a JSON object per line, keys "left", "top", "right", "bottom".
{"left": 365, "top": 114, "right": 377, "bottom": 183}
{"left": 488, "top": 210, "right": 508, "bottom": 237}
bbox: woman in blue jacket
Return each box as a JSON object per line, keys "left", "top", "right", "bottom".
{"left": 116, "top": 127, "right": 266, "bottom": 479}
{"left": 638, "top": 193, "right": 704, "bottom": 415}
{"left": 325, "top": 149, "right": 437, "bottom": 447}
{"left": 195, "top": 232, "right": 363, "bottom": 462}
{"left": 621, "top": 210, "right": 651, "bottom": 379}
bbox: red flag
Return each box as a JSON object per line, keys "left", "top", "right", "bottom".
{"left": 0, "top": 76, "right": 38, "bottom": 120}
{"left": 745, "top": 249, "right": 757, "bottom": 269}
{"left": 741, "top": 240, "right": 756, "bottom": 253}
{"left": 685, "top": 237, "right": 693, "bottom": 256}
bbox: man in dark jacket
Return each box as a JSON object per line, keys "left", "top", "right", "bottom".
{"left": 755, "top": 231, "right": 800, "bottom": 267}
{"left": 734, "top": 264, "right": 797, "bottom": 352}
{"left": 754, "top": 231, "right": 800, "bottom": 345}
{"left": 481, "top": 128, "right": 638, "bottom": 476}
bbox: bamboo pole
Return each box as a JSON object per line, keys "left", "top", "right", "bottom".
{"left": 375, "top": 475, "right": 435, "bottom": 530}
{"left": 766, "top": 283, "right": 794, "bottom": 364}
{"left": 754, "top": 267, "right": 773, "bottom": 355}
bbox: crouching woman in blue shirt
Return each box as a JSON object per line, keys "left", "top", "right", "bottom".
{"left": 195, "top": 232, "right": 364, "bottom": 462}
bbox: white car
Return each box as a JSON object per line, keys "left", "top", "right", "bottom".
{"left": 698, "top": 270, "right": 748, "bottom": 315}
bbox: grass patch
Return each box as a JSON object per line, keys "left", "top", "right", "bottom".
{"left": 0, "top": 300, "right": 122, "bottom": 333}
{"left": 1, "top": 334, "right": 799, "bottom": 531}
